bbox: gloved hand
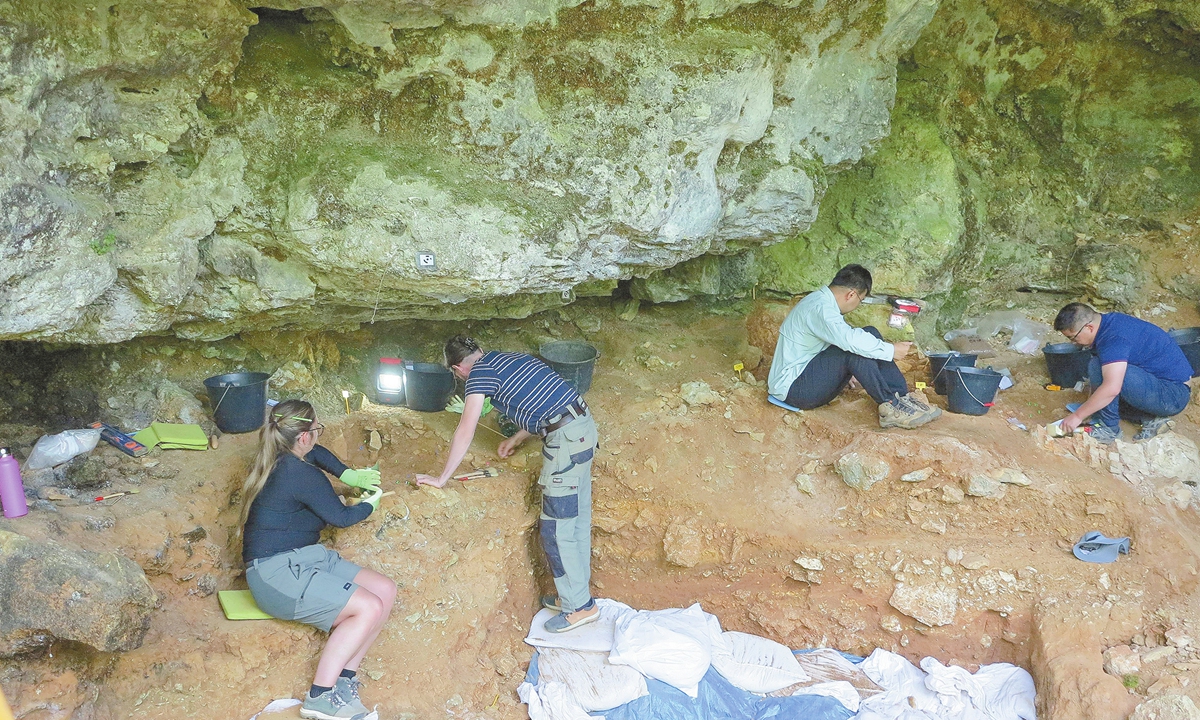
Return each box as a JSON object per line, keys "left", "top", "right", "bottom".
{"left": 361, "top": 485, "right": 383, "bottom": 511}
{"left": 340, "top": 465, "right": 381, "bottom": 490}
{"left": 445, "top": 395, "right": 493, "bottom": 417}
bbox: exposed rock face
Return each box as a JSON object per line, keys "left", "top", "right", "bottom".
{"left": 835, "top": 452, "right": 891, "bottom": 491}
{"left": 0, "top": 530, "right": 158, "bottom": 655}
{"left": 0, "top": 0, "right": 940, "bottom": 343}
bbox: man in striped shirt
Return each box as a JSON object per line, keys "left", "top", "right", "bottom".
{"left": 416, "top": 336, "right": 600, "bottom": 633}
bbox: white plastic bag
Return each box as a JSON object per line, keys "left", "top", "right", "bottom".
{"left": 24, "top": 429, "right": 102, "bottom": 470}
{"left": 710, "top": 631, "right": 811, "bottom": 694}
{"left": 608, "top": 603, "right": 723, "bottom": 697}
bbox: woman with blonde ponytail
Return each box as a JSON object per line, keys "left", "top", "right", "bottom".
{"left": 241, "top": 400, "right": 396, "bottom": 720}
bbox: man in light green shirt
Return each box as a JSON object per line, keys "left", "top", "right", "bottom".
{"left": 767, "top": 264, "right": 940, "bottom": 429}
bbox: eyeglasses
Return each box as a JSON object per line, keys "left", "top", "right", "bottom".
{"left": 308, "top": 424, "right": 325, "bottom": 435}
{"left": 1063, "top": 323, "right": 1090, "bottom": 343}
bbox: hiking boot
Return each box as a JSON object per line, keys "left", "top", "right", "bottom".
{"left": 300, "top": 688, "right": 367, "bottom": 720}
{"left": 1134, "top": 417, "right": 1174, "bottom": 442}
{"left": 1087, "top": 423, "right": 1121, "bottom": 445}
{"left": 544, "top": 600, "right": 600, "bottom": 633}
{"left": 540, "top": 595, "right": 563, "bottom": 612}
{"left": 902, "top": 393, "right": 942, "bottom": 421}
{"left": 878, "top": 395, "right": 937, "bottom": 430}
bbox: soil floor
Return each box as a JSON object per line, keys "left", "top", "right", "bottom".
{"left": 3, "top": 293, "right": 1200, "bottom": 720}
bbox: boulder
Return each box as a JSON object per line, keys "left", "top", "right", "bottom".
{"left": 0, "top": 530, "right": 157, "bottom": 655}
{"left": 835, "top": 452, "right": 890, "bottom": 491}
{"left": 888, "top": 582, "right": 958, "bottom": 627}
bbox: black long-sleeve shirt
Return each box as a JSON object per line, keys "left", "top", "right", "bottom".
{"left": 242, "top": 445, "right": 373, "bottom": 564}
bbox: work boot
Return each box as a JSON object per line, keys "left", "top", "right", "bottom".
{"left": 300, "top": 688, "right": 367, "bottom": 720}
{"left": 878, "top": 394, "right": 937, "bottom": 430}
{"left": 544, "top": 600, "right": 600, "bottom": 633}
{"left": 1134, "top": 417, "right": 1174, "bottom": 442}
{"left": 1088, "top": 424, "right": 1121, "bottom": 445}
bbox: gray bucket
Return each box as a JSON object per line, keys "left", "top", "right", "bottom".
{"left": 539, "top": 341, "right": 600, "bottom": 395}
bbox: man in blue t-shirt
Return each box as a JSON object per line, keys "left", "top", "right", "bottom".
{"left": 416, "top": 336, "right": 599, "bottom": 634}
{"left": 1054, "top": 302, "right": 1192, "bottom": 443}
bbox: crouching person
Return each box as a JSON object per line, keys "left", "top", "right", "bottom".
{"left": 240, "top": 400, "right": 396, "bottom": 720}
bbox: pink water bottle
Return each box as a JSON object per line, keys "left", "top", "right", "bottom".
{"left": 0, "top": 448, "right": 28, "bottom": 519}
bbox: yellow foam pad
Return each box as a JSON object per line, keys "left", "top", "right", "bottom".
{"left": 218, "top": 590, "right": 274, "bottom": 621}
{"left": 133, "top": 423, "right": 209, "bottom": 450}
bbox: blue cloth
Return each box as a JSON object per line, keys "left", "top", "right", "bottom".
{"left": 1087, "top": 356, "right": 1190, "bottom": 428}
{"left": 524, "top": 651, "right": 856, "bottom": 720}
{"left": 242, "top": 445, "right": 371, "bottom": 564}
{"left": 1073, "top": 531, "right": 1131, "bottom": 563}
{"left": 465, "top": 351, "right": 581, "bottom": 435}
{"left": 1094, "top": 313, "right": 1192, "bottom": 384}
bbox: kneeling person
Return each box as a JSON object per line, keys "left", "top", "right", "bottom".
{"left": 1053, "top": 302, "right": 1191, "bottom": 443}
{"left": 767, "top": 264, "right": 940, "bottom": 429}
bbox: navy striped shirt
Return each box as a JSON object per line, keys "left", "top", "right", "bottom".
{"left": 465, "top": 351, "right": 580, "bottom": 434}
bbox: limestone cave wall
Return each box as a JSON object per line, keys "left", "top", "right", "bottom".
{"left": 1, "top": 0, "right": 1197, "bottom": 343}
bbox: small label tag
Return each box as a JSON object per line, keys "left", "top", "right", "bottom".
{"left": 733, "top": 362, "right": 744, "bottom": 372}
{"left": 914, "top": 382, "right": 927, "bottom": 390}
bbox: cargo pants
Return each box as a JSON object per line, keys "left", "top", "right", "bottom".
{"left": 538, "top": 411, "right": 597, "bottom": 613}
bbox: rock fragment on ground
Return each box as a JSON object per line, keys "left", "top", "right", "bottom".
{"left": 941, "top": 485, "right": 965, "bottom": 504}
{"left": 888, "top": 582, "right": 958, "bottom": 626}
{"left": 1103, "top": 645, "right": 1140, "bottom": 676}
{"left": 679, "top": 381, "right": 722, "bottom": 406}
{"left": 900, "top": 467, "right": 932, "bottom": 483}
{"left": 1130, "top": 695, "right": 1200, "bottom": 720}
{"left": 966, "top": 473, "right": 1002, "bottom": 497}
{"left": 793, "top": 473, "right": 815, "bottom": 495}
{"left": 835, "top": 452, "right": 890, "bottom": 491}
{"left": 663, "top": 520, "right": 703, "bottom": 567}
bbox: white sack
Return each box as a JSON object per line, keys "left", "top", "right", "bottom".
{"left": 526, "top": 599, "right": 635, "bottom": 653}
{"left": 608, "top": 603, "right": 723, "bottom": 698}
{"left": 538, "top": 648, "right": 649, "bottom": 712}
{"left": 710, "top": 631, "right": 811, "bottom": 694}
{"left": 519, "top": 681, "right": 593, "bottom": 720}
{"left": 856, "top": 649, "right": 1037, "bottom": 720}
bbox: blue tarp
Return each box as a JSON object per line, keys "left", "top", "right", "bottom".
{"left": 525, "top": 651, "right": 858, "bottom": 720}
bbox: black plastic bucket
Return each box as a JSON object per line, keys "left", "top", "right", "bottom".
{"left": 539, "top": 341, "right": 600, "bottom": 395}
{"left": 204, "top": 372, "right": 271, "bottom": 433}
{"left": 1043, "top": 343, "right": 1091, "bottom": 387}
{"left": 947, "top": 366, "right": 1003, "bottom": 416}
{"left": 928, "top": 352, "right": 978, "bottom": 395}
{"left": 404, "top": 363, "right": 456, "bottom": 412}
{"left": 1168, "top": 327, "right": 1200, "bottom": 378}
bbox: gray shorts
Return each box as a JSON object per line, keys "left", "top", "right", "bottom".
{"left": 246, "top": 545, "right": 361, "bottom": 632}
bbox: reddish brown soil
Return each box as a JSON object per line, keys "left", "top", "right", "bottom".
{"left": 3, "top": 291, "right": 1200, "bottom": 720}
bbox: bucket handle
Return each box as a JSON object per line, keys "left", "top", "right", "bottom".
{"left": 211, "top": 384, "right": 233, "bottom": 416}
{"left": 930, "top": 352, "right": 963, "bottom": 386}
{"left": 953, "top": 367, "right": 996, "bottom": 409}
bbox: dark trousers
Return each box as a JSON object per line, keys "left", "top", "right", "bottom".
{"left": 785, "top": 326, "right": 908, "bottom": 410}
{"left": 1088, "top": 356, "right": 1190, "bottom": 428}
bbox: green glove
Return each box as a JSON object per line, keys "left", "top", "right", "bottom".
{"left": 361, "top": 485, "right": 383, "bottom": 511}
{"left": 445, "top": 395, "right": 493, "bottom": 418}
{"left": 340, "top": 465, "right": 381, "bottom": 490}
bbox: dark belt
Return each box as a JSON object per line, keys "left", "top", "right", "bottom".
{"left": 540, "top": 399, "right": 588, "bottom": 436}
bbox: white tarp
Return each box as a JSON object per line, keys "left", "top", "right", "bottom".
{"left": 854, "top": 649, "right": 1036, "bottom": 720}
